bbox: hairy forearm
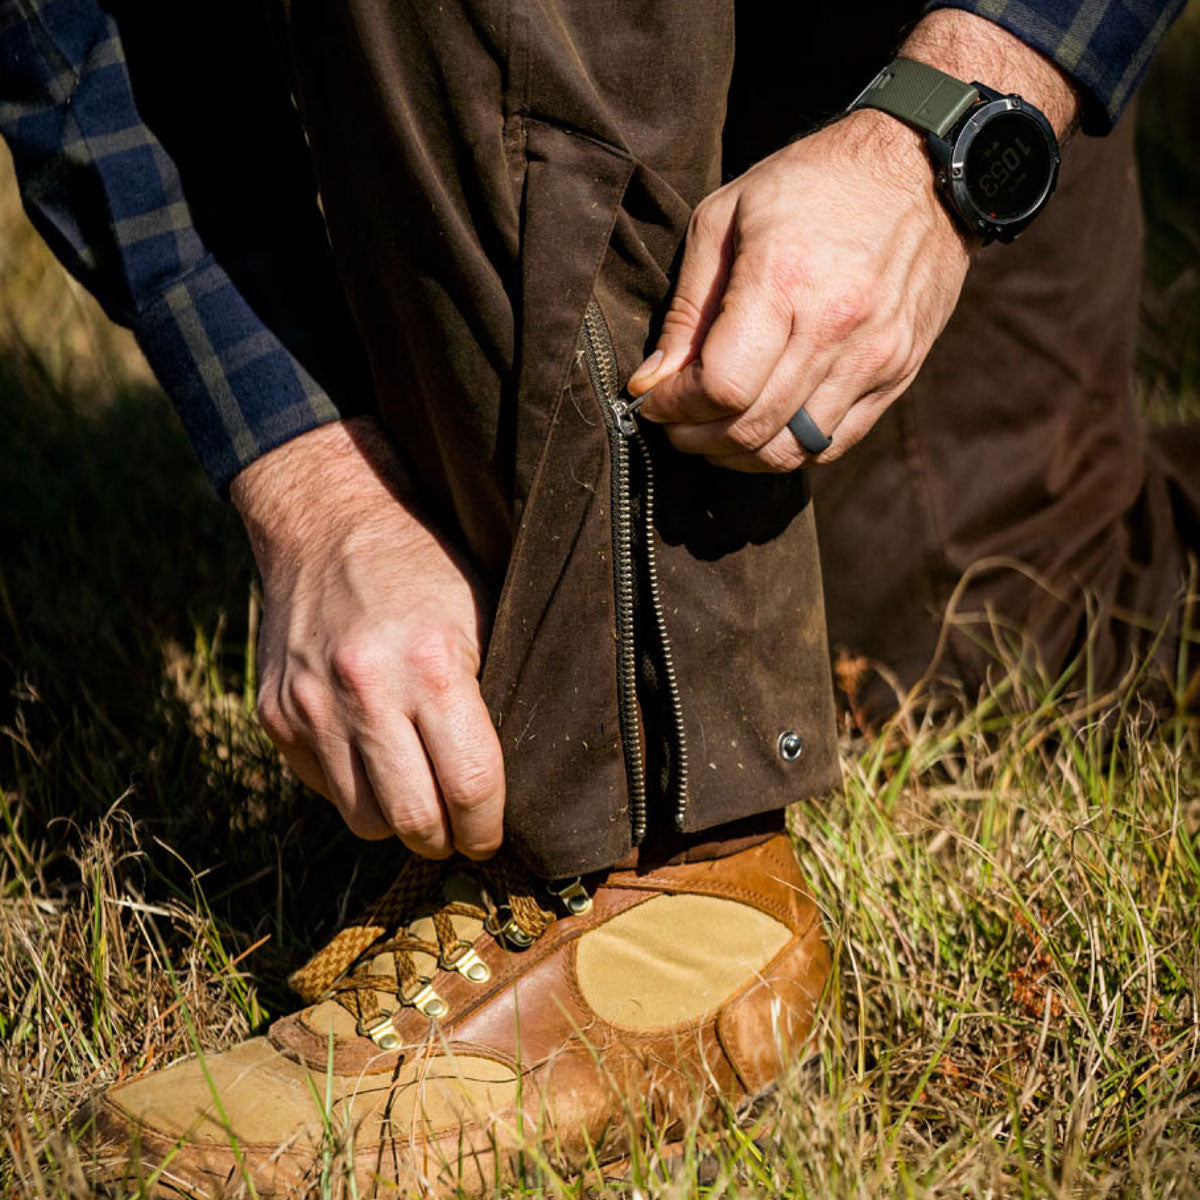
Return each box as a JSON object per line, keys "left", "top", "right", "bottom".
{"left": 901, "top": 8, "right": 1081, "bottom": 138}
{"left": 826, "top": 7, "right": 1082, "bottom": 252}
{"left": 231, "top": 416, "right": 415, "bottom": 572}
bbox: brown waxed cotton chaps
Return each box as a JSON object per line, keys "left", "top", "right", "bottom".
{"left": 263, "top": 0, "right": 1198, "bottom": 876}
{"left": 278, "top": 0, "right": 841, "bottom": 878}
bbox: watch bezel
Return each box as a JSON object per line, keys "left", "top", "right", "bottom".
{"left": 934, "top": 95, "right": 1060, "bottom": 243}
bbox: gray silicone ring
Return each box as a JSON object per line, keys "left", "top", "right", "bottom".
{"left": 787, "top": 408, "right": 833, "bottom": 455}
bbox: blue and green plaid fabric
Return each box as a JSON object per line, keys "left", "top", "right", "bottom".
{"left": 928, "top": 0, "right": 1186, "bottom": 132}
{"left": 0, "top": 0, "right": 341, "bottom": 490}
{"left": 0, "top": 0, "right": 1184, "bottom": 491}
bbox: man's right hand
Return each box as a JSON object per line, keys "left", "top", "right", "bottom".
{"left": 230, "top": 417, "right": 504, "bottom": 860}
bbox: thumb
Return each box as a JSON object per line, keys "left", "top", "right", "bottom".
{"left": 626, "top": 206, "right": 733, "bottom": 398}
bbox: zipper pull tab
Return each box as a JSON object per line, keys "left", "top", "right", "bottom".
{"left": 609, "top": 394, "right": 643, "bottom": 437}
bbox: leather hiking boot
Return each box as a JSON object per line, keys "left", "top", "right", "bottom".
{"left": 88, "top": 834, "right": 829, "bottom": 1197}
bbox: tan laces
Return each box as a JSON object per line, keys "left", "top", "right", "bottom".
{"left": 288, "top": 852, "right": 558, "bottom": 1034}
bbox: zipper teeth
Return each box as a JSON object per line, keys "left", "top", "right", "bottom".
{"left": 583, "top": 301, "right": 621, "bottom": 401}
{"left": 632, "top": 427, "right": 690, "bottom": 828}
{"left": 581, "top": 300, "right": 647, "bottom": 843}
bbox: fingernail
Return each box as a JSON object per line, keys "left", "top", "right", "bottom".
{"left": 627, "top": 349, "right": 664, "bottom": 392}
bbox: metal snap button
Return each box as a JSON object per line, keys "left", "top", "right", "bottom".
{"left": 778, "top": 731, "right": 804, "bottom": 762}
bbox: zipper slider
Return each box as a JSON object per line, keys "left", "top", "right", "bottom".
{"left": 608, "top": 394, "right": 644, "bottom": 437}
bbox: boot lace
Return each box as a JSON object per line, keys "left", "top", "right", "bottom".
{"left": 288, "top": 852, "right": 558, "bottom": 1034}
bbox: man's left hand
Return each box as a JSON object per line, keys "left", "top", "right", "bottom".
{"left": 629, "top": 109, "right": 968, "bottom": 471}
{"left": 627, "top": 9, "right": 1078, "bottom": 472}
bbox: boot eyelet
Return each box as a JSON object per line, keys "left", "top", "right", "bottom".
{"left": 547, "top": 877, "right": 593, "bottom": 916}
{"left": 400, "top": 978, "right": 449, "bottom": 1019}
{"left": 485, "top": 908, "right": 535, "bottom": 949}
{"left": 442, "top": 944, "right": 491, "bottom": 983}
{"left": 357, "top": 1012, "right": 402, "bottom": 1051}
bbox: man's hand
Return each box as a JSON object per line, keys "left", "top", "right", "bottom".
{"left": 628, "top": 9, "right": 1079, "bottom": 471}
{"left": 231, "top": 417, "right": 503, "bottom": 860}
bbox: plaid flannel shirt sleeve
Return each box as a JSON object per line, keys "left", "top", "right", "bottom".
{"left": 924, "top": 0, "right": 1186, "bottom": 132}
{"left": 0, "top": 0, "right": 350, "bottom": 491}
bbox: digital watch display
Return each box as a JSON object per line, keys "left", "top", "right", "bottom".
{"left": 849, "top": 58, "right": 1060, "bottom": 244}
{"left": 958, "top": 106, "right": 1057, "bottom": 222}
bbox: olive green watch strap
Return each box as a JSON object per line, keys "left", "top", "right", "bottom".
{"left": 850, "top": 57, "right": 980, "bottom": 139}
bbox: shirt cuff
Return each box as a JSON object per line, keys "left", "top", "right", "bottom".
{"left": 133, "top": 256, "right": 344, "bottom": 493}
{"left": 923, "top": 0, "right": 1186, "bottom": 133}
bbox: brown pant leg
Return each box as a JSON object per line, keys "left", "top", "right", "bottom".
{"left": 811, "top": 111, "right": 1199, "bottom": 721}
{"left": 277, "top": 0, "right": 841, "bottom": 876}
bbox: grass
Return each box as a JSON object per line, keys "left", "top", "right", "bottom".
{"left": 2, "top": 16, "right": 1200, "bottom": 1200}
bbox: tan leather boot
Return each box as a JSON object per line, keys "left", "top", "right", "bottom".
{"left": 90, "top": 835, "right": 829, "bottom": 1197}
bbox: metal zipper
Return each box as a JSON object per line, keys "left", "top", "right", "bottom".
{"left": 580, "top": 298, "right": 689, "bottom": 838}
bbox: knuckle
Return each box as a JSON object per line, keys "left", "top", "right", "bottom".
{"left": 443, "top": 759, "right": 501, "bottom": 812}
{"left": 761, "top": 249, "right": 810, "bottom": 299}
{"left": 662, "top": 295, "right": 704, "bottom": 337}
{"left": 341, "top": 805, "right": 391, "bottom": 841}
{"left": 818, "top": 438, "right": 849, "bottom": 464}
{"left": 897, "top": 336, "right": 922, "bottom": 379}
{"left": 726, "top": 414, "right": 773, "bottom": 453}
{"left": 329, "top": 637, "right": 387, "bottom": 700}
{"left": 760, "top": 442, "right": 804, "bottom": 473}
{"left": 283, "top": 671, "right": 328, "bottom": 730}
{"left": 698, "top": 363, "right": 754, "bottom": 414}
{"left": 820, "top": 287, "right": 872, "bottom": 342}
{"left": 687, "top": 199, "right": 721, "bottom": 244}
{"left": 404, "top": 629, "right": 464, "bottom": 696}
{"left": 858, "top": 331, "right": 906, "bottom": 380}
{"left": 389, "top": 807, "right": 446, "bottom": 845}
{"left": 255, "top": 688, "right": 287, "bottom": 741}
{"left": 458, "top": 829, "right": 503, "bottom": 859}
{"left": 747, "top": 434, "right": 805, "bottom": 474}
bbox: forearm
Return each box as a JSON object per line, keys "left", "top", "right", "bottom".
{"left": 827, "top": 8, "right": 1082, "bottom": 249}
{"left": 922, "top": 0, "right": 1185, "bottom": 133}
{"left": 901, "top": 8, "right": 1081, "bottom": 138}
{"left": 231, "top": 416, "right": 414, "bottom": 574}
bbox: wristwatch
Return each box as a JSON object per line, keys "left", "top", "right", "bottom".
{"left": 849, "top": 57, "right": 1060, "bottom": 243}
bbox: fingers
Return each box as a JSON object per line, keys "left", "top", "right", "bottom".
{"left": 355, "top": 720, "right": 454, "bottom": 858}
{"left": 318, "top": 737, "right": 402, "bottom": 842}
{"left": 257, "top": 631, "right": 504, "bottom": 859}
{"left": 657, "top": 341, "right": 828, "bottom": 461}
{"left": 711, "top": 373, "right": 917, "bottom": 473}
{"left": 652, "top": 289, "right": 922, "bottom": 471}
{"left": 636, "top": 248, "right": 796, "bottom": 427}
{"left": 627, "top": 199, "right": 735, "bottom": 399}
{"left": 412, "top": 684, "right": 505, "bottom": 860}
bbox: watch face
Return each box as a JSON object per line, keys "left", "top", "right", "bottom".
{"left": 963, "top": 110, "right": 1055, "bottom": 221}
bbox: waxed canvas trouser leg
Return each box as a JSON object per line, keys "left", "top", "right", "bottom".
{"left": 277, "top": 0, "right": 842, "bottom": 877}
